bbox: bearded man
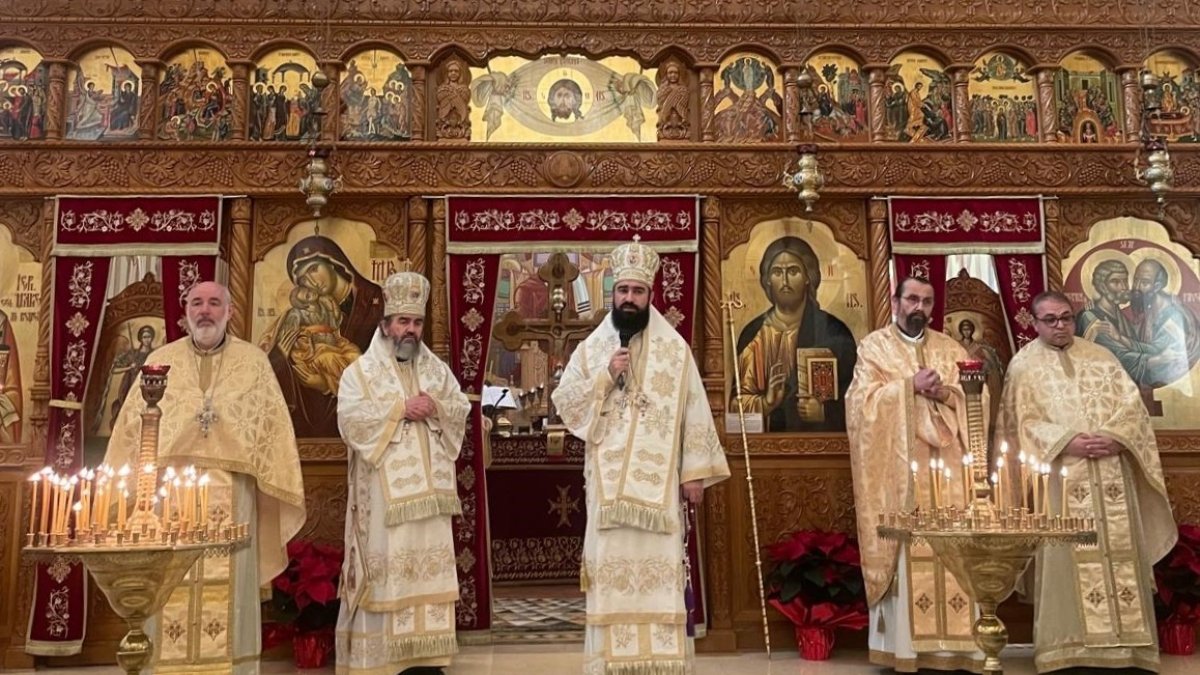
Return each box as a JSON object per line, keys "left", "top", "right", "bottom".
{"left": 552, "top": 236, "right": 729, "bottom": 675}
{"left": 846, "top": 276, "right": 984, "bottom": 672}
{"left": 106, "top": 281, "right": 306, "bottom": 674}
{"left": 335, "top": 270, "right": 470, "bottom": 675}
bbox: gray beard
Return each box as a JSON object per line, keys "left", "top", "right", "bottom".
{"left": 394, "top": 339, "right": 418, "bottom": 361}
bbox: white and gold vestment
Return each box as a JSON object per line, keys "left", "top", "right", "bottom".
{"left": 553, "top": 307, "right": 729, "bottom": 675}
{"left": 107, "top": 336, "right": 307, "bottom": 675}
{"left": 335, "top": 328, "right": 470, "bottom": 675}
{"left": 997, "top": 337, "right": 1176, "bottom": 673}
{"left": 846, "top": 325, "right": 983, "bottom": 673}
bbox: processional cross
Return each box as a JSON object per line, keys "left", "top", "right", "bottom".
{"left": 490, "top": 253, "right": 602, "bottom": 454}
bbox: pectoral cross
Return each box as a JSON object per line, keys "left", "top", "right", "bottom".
{"left": 196, "top": 400, "right": 218, "bottom": 437}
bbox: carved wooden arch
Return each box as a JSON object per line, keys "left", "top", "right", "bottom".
{"left": 799, "top": 44, "right": 869, "bottom": 67}
{"left": 338, "top": 40, "right": 418, "bottom": 64}
{"left": 1056, "top": 197, "right": 1200, "bottom": 262}
{"left": 82, "top": 272, "right": 165, "bottom": 439}
{"left": 427, "top": 44, "right": 491, "bottom": 70}
{"left": 648, "top": 46, "right": 698, "bottom": 69}
{"left": 156, "top": 38, "right": 229, "bottom": 62}
{"left": 65, "top": 38, "right": 142, "bottom": 62}
{"left": 251, "top": 198, "right": 409, "bottom": 263}
{"left": 1141, "top": 45, "right": 1200, "bottom": 66}
{"left": 718, "top": 198, "right": 868, "bottom": 261}
{"left": 0, "top": 200, "right": 44, "bottom": 261}
{"left": 885, "top": 43, "right": 955, "bottom": 67}
{"left": 247, "top": 39, "right": 318, "bottom": 64}
{"left": 966, "top": 44, "right": 1039, "bottom": 68}
{"left": 714, "top": 43, "right": 785, "bottom": 66}
{"left": 1054, "top": 45, "right": 1123, "bottom": 69}
{"left": 0, "top": 38, "right": 44, "bottom": 53}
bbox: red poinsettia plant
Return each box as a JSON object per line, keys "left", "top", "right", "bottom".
{"left": 264, "top": 540, "right": 344, "bottom": 649}
{"left": 764, "top": 529, "right": 869, "bottom": 630}
{"left": 1154, "top": 523, "right": 1200, "bottom": 626}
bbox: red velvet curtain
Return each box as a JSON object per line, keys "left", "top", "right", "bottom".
{"left": 445, "top": 195, "right": 702, "bottom": 633}
{"left": 27, "top": 196, "right": 222, "bottom": 656}
{"left": 888, "top": 197, "right": 1046, "bottom": 343}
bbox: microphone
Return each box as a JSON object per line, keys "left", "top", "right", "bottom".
{"left": 617, "top": 331, "right": 633, "bottom": 390}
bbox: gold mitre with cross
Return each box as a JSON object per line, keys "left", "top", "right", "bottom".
{"left": 382, "top": 263, "right": 430, "bottom": 317}
{"left": 611, "top": 235, "right": 661, "bottom": 286}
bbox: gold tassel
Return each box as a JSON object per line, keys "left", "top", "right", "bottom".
{"left": 605, "top": 659, "right": 688, "bottom": 675}
{"left": 386, "top": 632, "right": 459, "bottom": 661}
{"left": 385, "top": 493, "right": 462, "bottom": 526}
{"left": 579, "top": 562, "right": 590, "bottom": 592}
{"left": 598, "top": 499, "right": 670, "bottom": 533}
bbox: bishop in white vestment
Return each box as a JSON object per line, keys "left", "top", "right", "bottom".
{"left": 553, "top": 238, "right": 730, "bottom": 675}
{"left": 106, "top": 282, "right": 307, "bottom": 675}
{"left": 335, "top": 270, "right": 470, "bottom": 675}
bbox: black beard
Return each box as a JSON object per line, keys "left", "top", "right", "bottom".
{"left": 902, "top": 312, "right": 928, "bottom": 336}
{"left": 611, "top": 304, "right": 650, "bottom": 336}
{"left": 1130, "top": 290, "right": 1148, "bottom": 313}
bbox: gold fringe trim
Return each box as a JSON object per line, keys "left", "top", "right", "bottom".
{"left": 386, "top": 632, "right": 459, "bottom": 661}
{"left": 580, "top": 562, "right": 590, "bottom": 591}
{"left": 385, "top": 493, "right": 462, "bottom": 526}
{"left": 605, "top": 659, "right": 688, "bottom": 675}
{"left": 598, "top": 500, "right": 670, "bottom": 533}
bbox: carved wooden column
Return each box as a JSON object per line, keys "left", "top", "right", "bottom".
{"left": 43, "top": 59, "right": 70, "bottom": 140}
{"left": 782, "top": 67, "right": 801, "bottom": 144}
{"left": 318, "top": 60, "right": 342, "bottom": 142}
{"left": 30, "top": 199, "right": 55, "bottom": 457}
{"left": 698, "top": 65, "right": 716, "bottom": 142}
{"left": 408, "top": 62, "right": 428, "bottom": 141}
{"left": 701, "top": 197, "right": 723, "bottom": 379}
{"left": 227, "top": 60, "right": 253, "bottom": 141}
{"left": 136, "top": 59, "right": 163, "bottom": 140}
{"left": 865, "top": 64, "right": 888, "bottom": 142}
{"left": 430, "top": 199, "right": 448, "bottom": 360}
{"left": 949, "top": 64, "right": 973, "bottom": 142}
{"left": 227, "top": 198, "right": 253, "bottom": 340}
{"left": 1118, "top": 66, "right": 1143, "bottom": 142}
{"left": 408, "top": 198, "right": 429, "bottom": 278}
{"left": 1031, "top": 65, "right": 1060, "bottom": 143}
{"left": 1043, "top": 199, "right": 1064, "bottom": 291}
{"left": 867, "top": 199, "right": 892, "bottom": 329}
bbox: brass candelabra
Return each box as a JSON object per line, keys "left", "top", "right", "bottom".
{"left": 24, "top": 365, "right": 249, "bottom": 675}
{"left": 877, "top": 360, "right": 1096, "bottom": 675}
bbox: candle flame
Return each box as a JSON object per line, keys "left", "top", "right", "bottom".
{"left": 72, "top": 501, "right": 81, "bottom": 511}
{"left": 1000, "top": 441, "right": 1008, "bottom": 455}
{"left": 28, "top": 472, "right": 39, "bottom": 482}
{"left": 40, "top": 466, "right": 53, "bottom": 476}
{"left": 119, "top": 464, "right": 131, "bottom": 477}
{"left": 997, "top": 456, "right": 1005, "bottom": 469}
{"left": 991, "top": 471, "right": 999, "bottom": 484}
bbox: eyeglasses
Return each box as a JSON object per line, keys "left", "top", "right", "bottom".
{"left": 1036, "top": 314, "right": 1075, "bottom": 326}
{"left": 900, "top": 294, "right": 935, "bottom": 308}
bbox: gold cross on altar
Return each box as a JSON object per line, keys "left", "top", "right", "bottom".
{"left": 491, "top": 252, "right": 602, "bottom": 425}
{"left": 547, "top": 484, "right": 581, "bottom": 528}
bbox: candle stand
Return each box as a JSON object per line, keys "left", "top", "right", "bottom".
{"left": 23, "top": 365, "right": 248, "bottom": 675}
{"left": 877, "top": 361, "right": 1095, "bottom": 675}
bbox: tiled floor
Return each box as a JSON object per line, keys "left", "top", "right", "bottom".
{"left": 491, "top": 596, "right": 586, "bottom": 643}
{"left": 23, "top": 645, "right": 1200, "bottom": 674}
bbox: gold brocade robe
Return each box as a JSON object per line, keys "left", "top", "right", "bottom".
{"left": 553, "top": 308, "right": 730, "bottom": 675}
{"left": 335, "top": 330, "right": 470, "bottom": 675}
{"left": 996, "top": 338, "right": 1176, "bottom": 673}
{"left": 846, "top": 326, "right": 980, "bottom": 670}
{"left": 106, "top": 336, "right": 306, "bottom": 675}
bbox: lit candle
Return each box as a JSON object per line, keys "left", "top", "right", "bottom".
{"left": 199, "top": 474, "right": 210, "bottom": 526}
{"left": 39, "top": 468, "right": 52, "bottom": 536}
{"left": 161, "top": 485, "right": 171, "bottom": 524}
{"left": 962, "top": 453, "right": 973, "bottom": 507}
{"left": 183, "top": 478, "right": 195, "bottom": 529}
{"left": 993, "top": 456, "right": 1003, "bottom": 509}
{"left": 930, "top": 458, "right": 941, "bottom": 510}
{"left": 1018, "top": 451, "right": 1029, "bottom": 510}
{"left": 79, "top": 470, "right": 92, "bottom": 531}
{"left": 943, "top": 465, "right": 953, "bottom": 511}
{"left": 71, "top": 501, "right": 81, "bottom": 535}
{"left": 910, "top": 460, "right": 920, "bottom": 509}
{"left": 117, "top": 482, "right": 128, "bottom": 531}
{"left": 172, "top": 477, "right": 182, "bottom": 525}
{"left": 1059, "top": 465, "right": 1069, "bottom": 517}
{"left": 27, "top": 472, "right": 39, "bottom": 537}
{"left": 1041, "top": 463, "right": 1052, "bottom": 517}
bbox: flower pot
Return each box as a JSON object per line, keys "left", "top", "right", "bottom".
{"left": 293, "top": 631, "right": 334, "bottom": 669}
{"left": 1160, "top": 622, "right": 1196, "bottom": 656}
{"left": 795, "top": 626, "right": 835, "bottom": 660}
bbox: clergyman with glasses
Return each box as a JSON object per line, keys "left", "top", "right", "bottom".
{"left": 846, "top": 276, "right": 985, "bottom": 672}
{"left": 996, "top": 290, "right": 1176, "bottom": 673}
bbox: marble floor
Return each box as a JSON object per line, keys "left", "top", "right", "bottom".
{"left": 23, "top": 645, "right": 1200, "bottom": 674}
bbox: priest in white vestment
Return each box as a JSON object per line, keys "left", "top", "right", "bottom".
{"left": 335, "top": 270, "right": 470, "bottom": 675}
{"left": 106, "top": 282, "right": 307, "bottom": 675}
{"left": 552, "top": 237, "right": 730, "bottom": 675}
{"left": 846, "top": 276, "right": 985, "bottom": 672}
{"left": 996, "top": 291, "right": 1176, "bottom": 673}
